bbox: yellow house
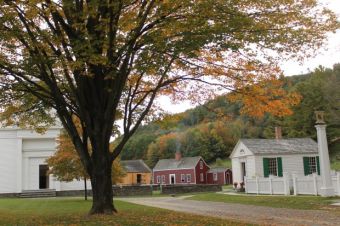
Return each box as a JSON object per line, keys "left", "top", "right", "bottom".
{"left": 119, "top": 160, "right": 152, "bottom": 185}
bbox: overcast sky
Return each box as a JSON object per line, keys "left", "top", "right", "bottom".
{"left": 158, "top": 0, "right": 340, "bottom": 114}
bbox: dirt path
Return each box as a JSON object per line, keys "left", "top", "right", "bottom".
{"left": 117, "top": 196, "right": 340, "bottom": 226}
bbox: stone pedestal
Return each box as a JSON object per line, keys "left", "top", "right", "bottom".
{"left": 315, "top": 124, "right": 334, "bottom": 197}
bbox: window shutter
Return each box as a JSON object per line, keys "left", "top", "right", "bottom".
{"left": 277, "top": 157, "right": 283, "bottom": 177}
{"left": 303, "top": 157, "right": 310, "bottom": 176}
{"left": 263, "top": 158, "right": 269, "bottom": 177}
{"left": 316, "top": 156, "right": 321, "bottom": 175}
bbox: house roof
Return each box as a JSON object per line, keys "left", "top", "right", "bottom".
{"left": 153, "top": 156, "right": 202, "bottom": 171}
{"left": 208, "top": 167, "right": 230, "bottom": 173}
{"left": 239, "top": 138, "right": 318, "bottom": 155}
{"left": 121, "top": 160, "right": 151, "bottom": 173}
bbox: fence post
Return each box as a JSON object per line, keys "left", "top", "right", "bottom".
{"left": 313, "top": 173, "right": 318, "bottom": 196}
{"left": 269, "top": 175, "right": 273, "bottom": 195}
{"left": 256, "top": 176, "right": 259, "bottom": 195}
{"left": 292, "top": 173, "right": 297, "bottom": 196}
{"left": 283, "top": 172, "right": 290, "bottom": 195}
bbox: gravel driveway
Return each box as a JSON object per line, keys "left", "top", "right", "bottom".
{"left": 117, "top": 196, "right": 340, "bottom": 226}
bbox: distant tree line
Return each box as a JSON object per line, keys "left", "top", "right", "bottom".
{"left": 119, "top": 64, "right": 340, "bottom": 168}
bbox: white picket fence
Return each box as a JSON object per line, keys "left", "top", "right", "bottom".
{"left": 244, "top": 172, "right": 340, "bottom": 196}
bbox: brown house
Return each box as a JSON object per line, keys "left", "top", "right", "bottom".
{"left": 207, "top": 168, "right": 233, "bottom": 185}
{"left": 119, "top": 160, "right": 152, "bottom": 185}
{"left": 153, "top": 152, "right": 210, "bottom": 185}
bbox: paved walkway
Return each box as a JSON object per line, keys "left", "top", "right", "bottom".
{"left": 118, "top": 196, "right": 340, "bottom": 226}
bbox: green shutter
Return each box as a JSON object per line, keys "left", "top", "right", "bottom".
{"left": 263, "top": 158, "right": 269, "bottom": 177}
{"left": 277, "top": 157, "right": 283, "bottom": 177}
{"left": 303, "top": 157, "right": 310, "bottom": 176}
{"left": 316, "top": 156, "right": 321, "bottom": 175}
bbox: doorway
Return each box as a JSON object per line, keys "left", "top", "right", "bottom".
{"left": 170, "top": 174, "right": 176, "bottom": 184}
{"left": 137, "top": 174, "right": 142, "bottom": 184}
{"left": 39, "top": 165, "right": 49, "bottom": 189}
{"left": 241, "top": 162, "right": 246, "bottom": 181}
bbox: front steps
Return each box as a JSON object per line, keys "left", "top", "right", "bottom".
{"left": 19, "top": 189, "right": 56, "bottom": 198}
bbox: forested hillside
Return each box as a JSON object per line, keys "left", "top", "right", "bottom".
{"left": 119, "top": 64, "right": 340, "bottom": 169}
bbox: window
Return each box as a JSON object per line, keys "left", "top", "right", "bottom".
{"left": 309, "top": 157, "right": 317, "bottom": 174}
{"left": 263, "top": 157, "right": 282, "bottom": 177}
{"left": 181, "top": 174, "right": 185, "bottom": 182}
{"left": 156, "top": 176, "right": 160, "bottom": 184}
{"left": 213, "top": 173, "right": 218, "bottom": 181}
{"left": 186, "top": 174, "right": 191, "bottom": 183}
{"left": 200, "top": 160, "right": 203, "bottom": 169}
{"left": 162, "top": 175, "right": 165, "bottom": 183}
{"left": 268, "top": 158, "right": 278, "bottom": 176}
{"left": 303, "top": 156, "right": 320, "bottom": 175}
{"left": 200, "top": 173, "right": 204, "bottom": 182}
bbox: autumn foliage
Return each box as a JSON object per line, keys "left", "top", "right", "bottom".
{"left": 0, "top": 0, "right": 338, "bottom": 214}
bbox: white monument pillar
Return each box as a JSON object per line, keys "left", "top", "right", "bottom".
{"left": 315, "top": 111, "right": 334, "bottom": 197}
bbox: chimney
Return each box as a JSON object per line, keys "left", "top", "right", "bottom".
{"left": 275, "top": 127, "right": 282, "bottom": 139}
{"left": 175, "top": 151, "right": 182, "bottom": 161}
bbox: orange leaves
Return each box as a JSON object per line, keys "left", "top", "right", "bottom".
{"left": 228, "top": 77, "right": 302, "bottom": 118}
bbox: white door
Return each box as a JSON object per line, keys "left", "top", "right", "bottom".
{"left": 169, "top": 174, "right": 176, "bottom": 184}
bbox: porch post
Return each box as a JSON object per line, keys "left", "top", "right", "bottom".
{"left": 315, "top": 111, "right": 334, "bottom": 197}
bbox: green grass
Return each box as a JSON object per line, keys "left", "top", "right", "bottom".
{"left": 0, "top": 198, "right": 248, "bottom": 226}
{"left": 188, "top": 193, "right": 340, "bottom": 211}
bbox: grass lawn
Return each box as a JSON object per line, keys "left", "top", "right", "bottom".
{"left": 0, "top": 198, "right": 248, "bottom": 226}
{"left": 188, "top": 193, "right": 340, "bottom": 211}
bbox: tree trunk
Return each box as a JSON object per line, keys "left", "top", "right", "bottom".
{"left": 89, "top": 158, "right": 116, "bottom": 215}
{"left": 84, "top": 175, "right": 87, "bottom": 201}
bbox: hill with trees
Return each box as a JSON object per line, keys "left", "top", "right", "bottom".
{"left": 119, "top": 64, "right": 340, "bottom": 169}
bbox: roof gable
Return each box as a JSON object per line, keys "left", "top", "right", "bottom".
{"left": 229, "top": 140, "right": 254, "bottom": 158}
{"left": 121, "top": 160, "right": 151, "bottom": 173}
{"left": 153, "top": 156, "right": 202, "bottom": 171}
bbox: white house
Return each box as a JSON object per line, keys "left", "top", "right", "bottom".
{"left": 230, "top": 138, "right": 320, "bottom": 184}
{"left": 0, "top": 126, "right": 89, "bottom": 195}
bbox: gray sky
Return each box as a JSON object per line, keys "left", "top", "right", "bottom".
{"left": 159, "top": 0, "right": 340, "bottom": 113}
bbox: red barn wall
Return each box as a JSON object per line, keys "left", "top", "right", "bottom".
{"left": 207, "top": 172, "right": 226, "bottom": 185}
{"left": 195, "top": 158, "right": 210, "bottom": 184}
{"left": 153, "top": 169, "right": 195, "bottom": 185}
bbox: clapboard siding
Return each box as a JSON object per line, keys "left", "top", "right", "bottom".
{"left": 255, "top": 154, "right": 320, "bottom": 177}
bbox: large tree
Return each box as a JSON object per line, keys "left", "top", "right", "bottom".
{"left": 47, "top": 129, "right": 126, "bottom": 200}
{"left": 0, "top": 0, "right": 338, "bottom": 214}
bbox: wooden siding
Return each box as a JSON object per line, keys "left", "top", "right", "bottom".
{"left": 195, "top": 158, "right": 210, "bottom": 184}
{"left": 231, "top": 155, "right": 256, "bottom": 184}
{"left": 254, "top": 154, "right": 320, "bottom": 177}
{"left": 153, "top": 169, "right": 196, "bottom": 185}
{"left": 119, "top": 172, "right": 152, "bottom": 185}
{"left": 207, "top": 172, "right": 225, "bottom": 185}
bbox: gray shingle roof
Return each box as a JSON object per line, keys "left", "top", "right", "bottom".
{"left": 153, "top": 156, "right": 201, "bottom": 171}
{"left": 240, "top": 138, "right": 318, "bottom": 155}
{"left": 121, "top": 160, "right": 151, "bottom": 173}
{"left": 208, "top": 167, "right": 230, "bottom": 173}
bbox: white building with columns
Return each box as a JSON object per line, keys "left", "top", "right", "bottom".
{"left": 0, "top": 126, "right": 88, "bottom": 194}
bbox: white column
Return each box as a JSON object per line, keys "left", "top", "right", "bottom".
{"left": 315, "top": 124, "right": 334, "bottom": 196}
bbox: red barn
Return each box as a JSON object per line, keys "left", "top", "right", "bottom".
{"left": 207, "top": 168, "right": 233, "bottom": 185}
{"left": 153, "top": 152, "right": 210, "bottom": 185}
